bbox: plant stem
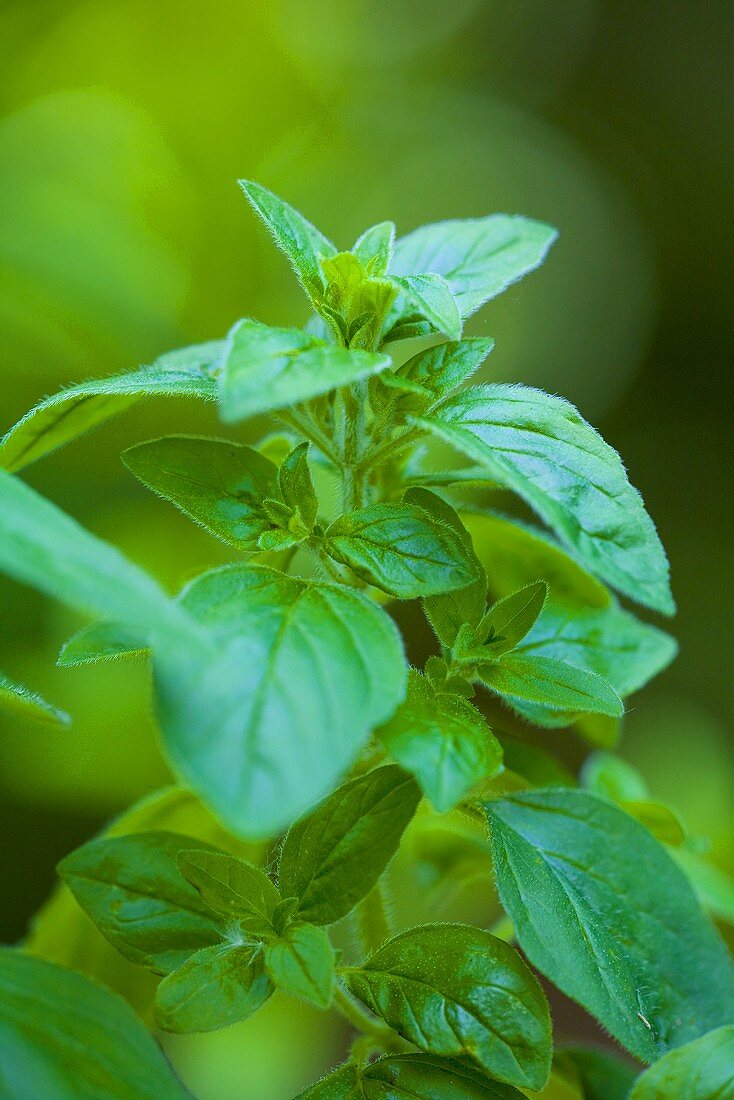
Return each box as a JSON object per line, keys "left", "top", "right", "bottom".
{"left": 332, "top": 981, "right": 404, "bottom": 1053}
{"left": 357, "top": 881, "right": 392, "bottom": 955}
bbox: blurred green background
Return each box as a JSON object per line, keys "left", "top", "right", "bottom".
{"left": 1, "top": 1, "right": 732, "bottom": 1095}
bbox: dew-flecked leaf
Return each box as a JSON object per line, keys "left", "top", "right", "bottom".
{"left": 155, "top": 942, "right": 272, "bottom": 1033}
{"left": 487, "top": 789, "right": 734, "bottom": 1061}
{"left": 344, "top": 923, "right": 551, "bottom": 1090}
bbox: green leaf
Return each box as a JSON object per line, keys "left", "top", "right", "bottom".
{"left": 404, "top": 488, "right": 487, "bottom": 646}
{"left": 295, "top": 1063, "right": 359, "bottom": 1099}
{"left": 487, "top": 789, "right": 734, "bottom": 1061}
{"left": 239, "top": 179, "right": 336, "bottom": 304}
{"left": 177, "top": 849, "right": 280, "bottom": 934}
{"left": 0, "top": 470, "right": 192, "bottom": 644}
{"left": 324, "top": 501, "right": 478, "bottom": 599}
{"left": 581, "top": 751, "right": 649, "bottom": 802}
{"left": 673, "top": 849, "right": 734, "bottom": 926}
{"left": 393, "top": 274, "right": 462, "bottom": 340}
{"left": 0, "top": 949, "right": 191, "bottom": 1099}
{"left": 352, "top": 221, "right": 395, "bottom": 276}
{"left": 154, "top": 564, "right": 406, "bottom": 837}
{"left": 561, "top": 1048, "right": 637, "bottom": 1100}
{"left": 122, "top": 436, "right": 280, "bottom": 549}
{"left": 477, "top": 581, "right": 548, "bottom": 655}
{"left": 155, "top": 942, "right": 272, "bottom": 1033}
{"left": 344, "top": 923, "right": 551, "bottom": 1090}
{"left": 392, "top": 214, "right": 557, "bottom": 318}
{"left": 0, "top": 671, "right": 70, "bottom": 726}
{"left": 391, "top": 337, "right": 494, "bottom": 404}
{"left": 463, "top": 511, "right": 610, "bottom": 611}
{"left": 0, "top": 340, "right": 222, "bottom": 472}
{"left": 278, "top": 764, "right": 420, "bottom": 925}
{"left": 58, "top": 831, "right": 222, "bottom": 974}
{"left": 516, "top": 602, "right": 677, "bottom": 698}
{"left": 57, "top": 621, "right": 148, "bottom": 666}
{"left": 378, "top": 669, "right": 502, "bottom": 812}
{"left": 219, "top": 319, "right": 390, "bottom": 423}
{"left": 477, "top": 654, "right": 623, "bottom": 718}
{"left": 264, "top": 922, "right": 335, "bottom": 1008}
{"left": 279, "top": 441, "right": 318, "bottom": 528}
{"left": 620, "top": 801, "right": 686, "bottom": 846}
{"left": 629, "top": 1025, "right": 734, "bottom": 1099}
{"left": 416, "top": 386, "right": 674, "bottom": 614}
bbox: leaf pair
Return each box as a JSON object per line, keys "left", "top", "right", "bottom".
{"left": 59, "top": 765, "right": 421, "bottom": 1030}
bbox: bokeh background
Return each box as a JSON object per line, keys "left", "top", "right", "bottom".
{"left": 1, "top": 1, "right": 732, "bottom": 1095}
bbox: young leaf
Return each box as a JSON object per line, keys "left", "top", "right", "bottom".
{"left": 155, "top": 942, "right": 272, "bottom": 1033}
{"left": 219, "top": 319, "right": 390, "bottom": 423}
{"left": 477, "top": 581, "right": 548, "bottom": 655}
{"left": 278, "top": 764, "right": 420, "bottom": 925}
{"left": 0, "top": 671, "right": 70, "bottom": 727}
{"left": 516, "top": 602, "right": 677, "bottom": 698}
{"left": 324, "top": 501, "right": 478, "bottom": 599}
{"left": 392, "top": 337, "right": 494, "bottom": 404}
{"left": 393, "top": 274, "right": 462, "bottom": 340}
{"left": 477, "top": 654, "right": 623, "bottom": 718}
{"left": 392, "top": 214, "right": 557, "bottom": 318}
{"left": 0, "top": 470, "right": 193, "bottom": 644}
{"left": 352, "top": 220, "right": 395, "bottom": 276}
{"left": 58, "top": 831, "right": 222, "bottom": 974}
{"left": 264, "top": 922, "right": 335, "bottom": 1008}
{"left": 57, "top": 620, "right": 149, "bottom": 666}
{"left": 343, "top": 923, "right": 551, "bottom": 1090}
{"left": 177, "top": 849, "right": 280, "bottom": 934}
{"left": 377, "top": 669, "right": 502, "bottom": 812}
{"left": 239, "top": 179, "right": 336, "bottom": 304}
{"left": 629, "top": 1025, "right": 734, "bottom": 1099}
{"left": 297, "top": 1056, "right": 527, "bottom": 1099}
{"left": 122, "top": 436, "right": 280, "bottom": 549}
{"left": 279, "top": 441, "right": 318, "bottom": 529}
{"left": 404, "top": 487, "right": 487, "bottom": 645}
{"left": 416, "top": 385, "right": 674, "bottom": 615}
{"left": 0, "top": 949, "right": 191, "bottom": 1099}
{"left": 0, "top": 340, "right": 222, "bottom": 472}
{"left": 154, "top": 564, "right": 407, "bottom": 837}
{"left": 487, "top": 789, "right": 734, "bottom": 1061}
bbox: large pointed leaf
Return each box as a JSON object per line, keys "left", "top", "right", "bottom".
{"left": 239, "top": 179, "right": 336, "bottom": 304}
{"left": 219, "top": 319, "right": 390, "bottom": 422}
{"left": 0, "top": 340, "right": 222, "bottom": 472}
{"left": 0, "top": 950, "right": 191, "bottom": 1099}
{"left": 344, "top": 923, "right": 551, "bottom": 1090}
{"left": 417, "top": 386, "right": 673, "bottom": 614}
{"left": 0, "top": 470, "right": 191, "bottom": 643}
{"left": 392, "top": 215, "right": 557, "bottom": 318}
{"left": 487, "top": 789, "right": 734, "bottom": 1062}
{"left": 154, "top": 564, "right": 406, "bottom": 837}
{"left": 122, "top": 435, "right": 280, "bottom": 549}
{"left": 477, "top": 654, "right": 623, "bottom": 717}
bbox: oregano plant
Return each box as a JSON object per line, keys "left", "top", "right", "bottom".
{"left": 1, "top": 181, "right": 733, "bottom": 1098}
